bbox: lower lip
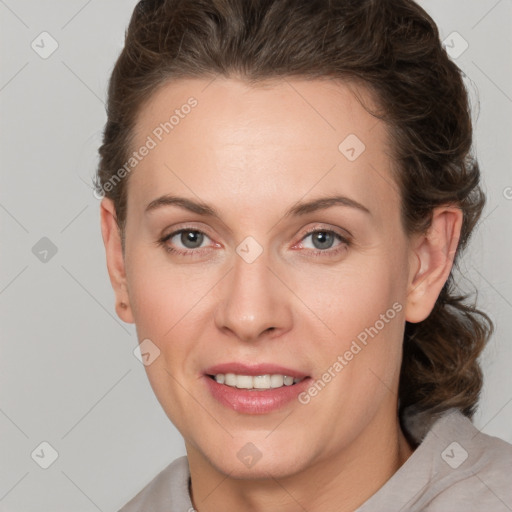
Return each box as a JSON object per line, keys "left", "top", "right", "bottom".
{"left": 204, "top": 376, "right": 311, "bottom": 414}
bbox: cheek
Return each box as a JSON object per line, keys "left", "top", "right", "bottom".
{"left": 124, "top": 252, "right": 212, "bottom": 427}
{"left": 294, "top": 251, "right": 407, "bottom": 388}
{"left": 124, "top": 248, "right": 221, "bottom": 387}
{"left": 125, "top": 245, "right": 211, "bottom": 334}
{"left": 297, "top": 255, "right": 404, "bottom": 332}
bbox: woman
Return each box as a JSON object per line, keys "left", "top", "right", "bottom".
{"left": 96, "top": 0, "right": 512, "bottom": 510}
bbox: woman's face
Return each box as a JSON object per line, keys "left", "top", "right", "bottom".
{"left": 110, "top": 77, "right": 420, "bottom": 478}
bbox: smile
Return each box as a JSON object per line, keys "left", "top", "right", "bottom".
{"left": 209, "top": 373, "right": 305, "bottom": 390}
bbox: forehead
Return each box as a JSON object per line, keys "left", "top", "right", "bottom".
{"left": 128, "top": 77, "right": 399, "bottom": 222}
{"left": 135, "top": 76, "right": 384, "bottom": 149}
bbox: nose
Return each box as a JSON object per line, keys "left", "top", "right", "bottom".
{"left": 214, "top": 247, "right": 293, "bottom": 343}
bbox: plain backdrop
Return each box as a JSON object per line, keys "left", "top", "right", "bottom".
{"left": 1, "top": 1, "right": 511, "bottom": 511}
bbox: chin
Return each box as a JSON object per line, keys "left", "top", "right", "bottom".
{"left": 198, "top": 438, "right": 313, "bottom": 480}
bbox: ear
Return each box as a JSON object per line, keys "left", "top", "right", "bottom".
{"left": 405, "top": 205, "right": 463, "bottom": 323}
{"left": 100, "top": 198, "right": 134, "bottom": 323}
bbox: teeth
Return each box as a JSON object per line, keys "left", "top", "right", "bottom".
{"left": 213, "top": 373, "right": 303, "bottom": 390}
{"left": 236, "top": 375, "right": 253, "bottom": 389}
{"left": 224, "top": 373, "right": 237, "bottom": 386}
{"left": 254, "top": 375, "right": 271, "bottom": 389}
{"left": 284, "top": 376, "right": 294, "bottom": 386}
{"left": 270, "top": 374, "right": 284, "bottom": 388}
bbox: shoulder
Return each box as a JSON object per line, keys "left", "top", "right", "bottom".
{"left": 425, "top": 410, "right": 512, "bottom": 510}
{"left": 117, "top": 456, "right": 193, "bottom": 512}
{"left": 425, "top": 408, "right": 512, "bottom": 472}
{"left": 358, "top": 408, "right": 512, "bottom": 512}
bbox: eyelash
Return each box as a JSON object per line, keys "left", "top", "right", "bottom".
{"left": 157, "top": 225, "right": 351, "bottom": 258}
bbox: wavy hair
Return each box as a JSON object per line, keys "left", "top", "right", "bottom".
{"left": 96, "top": 0, "right": 493, "bottom": 418}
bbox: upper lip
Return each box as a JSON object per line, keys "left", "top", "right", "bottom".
{"left": 204, "top": 362, "right": 309, "bottom": 379}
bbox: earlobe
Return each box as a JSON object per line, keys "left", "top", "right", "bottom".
{"left": 100, "top": 198, "right": 134, "bottom": 324}
{"left": 405, "top": 206, "right": 462, "bottom": 323}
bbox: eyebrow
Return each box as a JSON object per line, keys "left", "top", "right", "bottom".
{"left": 144, "top": 194, "right": 371, "bottom": 218}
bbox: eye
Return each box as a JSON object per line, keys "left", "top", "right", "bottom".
{"left": 172, "top": 229, "right": 207, "bottom": 249}
{"left": 297, "top": 228, "right": 350, "bottom": 256}
{"left": 302, "top": 230, "right": 338, "bottom": 250}
{"left": 158, "top": 228, "right": 214, "bottom": 256}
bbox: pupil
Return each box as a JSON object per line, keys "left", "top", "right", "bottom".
{"left": 313, "top": 232, "right": 333, "bottom": 250}
{"left": 181, "top": 230, "right": 203, "bottom": 248}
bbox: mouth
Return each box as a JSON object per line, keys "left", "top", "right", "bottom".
{"left": 203, "top": 363, "right": 311, "bottom": 414}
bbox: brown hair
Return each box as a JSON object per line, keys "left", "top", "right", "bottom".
{"left": 96, "top": 0, "right": 492, "bottom": 418}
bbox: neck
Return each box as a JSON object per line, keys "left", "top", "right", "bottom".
{"left": 186, "top": 408, "right": 414, "bottom": 512}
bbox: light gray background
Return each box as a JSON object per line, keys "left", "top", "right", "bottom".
{"left": 1, "top": 1, "right": 511, "bottom": 511}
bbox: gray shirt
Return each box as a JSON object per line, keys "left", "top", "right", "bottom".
{"left": 119, "top": 408, "right": 512, "bottom": 511}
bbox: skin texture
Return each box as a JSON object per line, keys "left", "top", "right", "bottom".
{"left": 101, "top": 77, "right": 462, "bottom": 512}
